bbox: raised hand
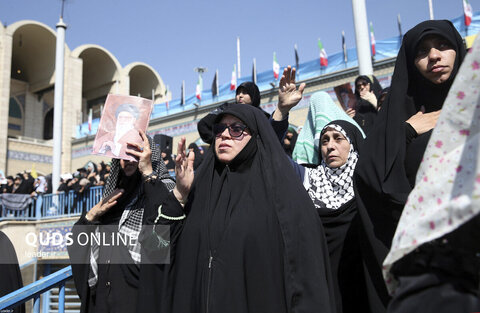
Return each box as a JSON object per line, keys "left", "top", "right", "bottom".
{"left": 173, "top": 137, "right": 195, "bottom": 205}
{"left": 126, "top": 130, "right": 153, "bottom": 176}
{"left": 86, "top": 189, "right": 124, "bottom": 222}
{"left": 274, "top": 66, "right": 306, "bottom": 121}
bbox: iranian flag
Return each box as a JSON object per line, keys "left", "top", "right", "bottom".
{"left": 464, "top": 0, "right": 473, "bottom": 26}
{"left": 230, "top": 65, "right": 237, "bottom": 90}
{"left": 88, "top": 108, "right": 92, "bottom": 133}
{"left": 273, "top": 52, "right": 280, "bottom": 80}
{"left": 370, "top": 22, "right": 376, "bottom": 56}
{"left": 318, "top": 39, "right": 328, "bottom": 67}
{"left": 196, "top": 76, "right": 203, "bottom": 100}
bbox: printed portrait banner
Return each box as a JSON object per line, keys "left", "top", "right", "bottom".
{"left": 92, "top": 94, "right": 153, "bottom": 161}
{"left": 334, "top": 83, "right": 357, "bottom": 111}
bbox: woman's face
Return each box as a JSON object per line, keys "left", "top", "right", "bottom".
{"left": 320, "top": 128, "right": 351, "bottom": 168}
{"left": 120, "top": 159, "right": 138, "bottom": 177}
{"left": 414, "top": 34, "right": 457, "bottom": 84}
{"left": 236, "top": 88, "right": 252, "bottom": 105}
{"left": 356, "top": 80, "right": 371, "bottom": 96}
{"left": 214, "top": 114, "right": 252, "bottom": 164}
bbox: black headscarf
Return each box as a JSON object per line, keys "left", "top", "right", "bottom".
{"left": 236, "top": 81, "right": 261, "bottom": 107}
{"left": 0, "top": 231, "right": 25, "bottom": 313}
{"left": 354, "top": 75, "right": 382, "bottom": 100}
{"left": 306, "top": 120, "right": 368, "bottom": 313}
{"left": 353, "top": 20, "right": 466, "bottom": 313}
{"left": 353, "top": 75, "right": 383, "bottom": 134}
{"left": 187, "top": 142, "right": 204, "bottom": 170}
{"left": 169, "top": 103, "right": 336, "bottom": 313}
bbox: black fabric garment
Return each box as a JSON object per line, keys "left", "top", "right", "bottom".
{"left": 162, "top": 148, "right": 175, "bottom": 170}
{"left": 236, "top": 81, "right": 261, "bottom": 107}
{"left": 353, "top": 20, "right": 466, "bottom": 313}
{"left": 0, "top": 231, "right": 25, "bottom": 313}
{"left": 283, "top": 127, "right": 298, "bottom": 157}
{"left": 311, "top": 120, "right": 367, "bottom": 313}
{"left": 387, "top": 213, "right": 480, "bottom": 313}
{"left": 69, "top": 175, "right": 141, "bottom": 313}
{"left": 187, "top": 143, "right": 204, "bottom": 170}
{"left": 353, "top": 75, "right": 382, "bottom": 135}
{"left": 151, "top": 103, "right": 336, "bottom": 313}
{"left": 13, "top": 175, "right": 33, "bottom": 195}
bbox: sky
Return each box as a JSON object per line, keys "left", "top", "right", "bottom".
{"left": 0, "top": 0, "right": 479, "bottom": 100}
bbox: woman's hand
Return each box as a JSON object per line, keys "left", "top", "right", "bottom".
{"left": 126, "top": 130, "right": 153, "bottom": 176}
{"left": 273, "top": 66, "right": 306, "bottom": 121}
{"left": 173, "top": 137, "right": 195, "bottom": 204}
{"left": 406, "top": 109, "right": 441, "bottom": 135}
{"left": 86, "top": 189, "right": 124, "bottom": 222}
{"left": 360, "top": 91, "right": 378, "bottom": 108}
{"left": 346, "top": 108, "right": 356, "bottom": 118}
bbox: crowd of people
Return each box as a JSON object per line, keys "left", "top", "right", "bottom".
{"left": 1, "top": 19, "right": 479, "bottom": 313}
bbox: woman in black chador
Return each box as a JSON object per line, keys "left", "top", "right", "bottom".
{"left": 288, "top": 120, "right": 367, "bottom": 313}
{"left": 353, "top": 20, "right": 466, "bottom": 313}
{"left": 68, "top": 131, "right": 175, "bottom": 313}
{"left": 145, "top": 103, "right": 336, "bottom": 313}
{"left": 351, "top": 75, "right": 382, "bottom": 135}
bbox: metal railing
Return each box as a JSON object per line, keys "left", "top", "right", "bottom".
{"left": 0, "top": 266, "right": 73, "bottom": 313}
{"left": 0, "top": 186, "right": 104, "bottom": 221}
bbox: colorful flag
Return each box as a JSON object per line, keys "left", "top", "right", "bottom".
{"left": 464, "top": 0, "right": 473, "bottom": 26}
{"left": 370, "top": 22, "right": 376, "bottom": 56}
{"left": 88, "top": 108, "right": 93, "bottom": 133}
{"left": 230, "top": 65, "right": 237, "bottom": 90}
{"left": 342, "top": 31, "right": 348, "bottom": 63}
{"left": 273, "top": 52, "right": 280, "bottom": 80}
{"left": 212, "top": 70, "right": 219, "bottom": 97}
{"left": 294, "top": 44, "right": 300, "bottom": 70}
{"left": 318, "top": 39, "right": 328, "bottom": 67}
{"left": 196, "top": 75, "right": 203, "bottom": 100}
{"left": 31, "top": 164, "right": 38, "bottom": 179}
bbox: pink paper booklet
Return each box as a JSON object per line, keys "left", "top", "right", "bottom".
{"left": 92, "top": 94, "right": 153, "bottom": 161}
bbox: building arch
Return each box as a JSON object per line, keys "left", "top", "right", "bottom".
{"left": 72, "top": 44, "right": 122, "bottom": 122}
{"left": 124, "top": 62, "right": 166, "bottom": 102}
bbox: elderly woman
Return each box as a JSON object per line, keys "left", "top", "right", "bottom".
{"left": 144, "top": 103, "right": 336, "bottom": 313}
{"left": 288, "top": 120, "right": 366, "bottom": 313}
{"left": 353, "top": 20, "right": 467, "bottom": 312}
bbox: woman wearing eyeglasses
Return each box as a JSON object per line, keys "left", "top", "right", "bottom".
{"left": 346, "top": 75, "right": 383, "bottom": 135}
{"left": 142, "top": 103, "right": 336, "bottom": 313}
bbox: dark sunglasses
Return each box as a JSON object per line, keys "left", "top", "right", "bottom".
{"left": 356, "top": 81, "right": 369, "bottom": 89}
{"left": 213, "top": 123, "right": 248, "bottom": 138}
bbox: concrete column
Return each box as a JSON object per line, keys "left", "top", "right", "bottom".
{"left": 0, "top": 32, "right": 13, "bottom": 173}
{"left": 352, "top": 0, "right": 373, "bottom": 75}
{"left": 63, "top": 55, "right": 83, "bottom": 173}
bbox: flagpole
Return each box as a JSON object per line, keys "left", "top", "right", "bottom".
{"left": 428, "top": 0, "right": 434, "bottom": 20}
{"left": 237, "top": 36, "right": 241, "bottom": 79}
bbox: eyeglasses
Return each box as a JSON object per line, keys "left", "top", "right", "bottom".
{"left": 213, "top": 123, "right": 248, "bottom": 138}
{"left": 356, "top": 82, "right": 368, "bottom": 89}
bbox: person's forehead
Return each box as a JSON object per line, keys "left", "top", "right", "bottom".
{"left": 322, "top": 128, "right": 345, "bottom": 137}
{"left": 220, "top": 114, "right": 244, "bottom": 124}
{"left": 417, "top": 33, "right": 450, "bottom": 47}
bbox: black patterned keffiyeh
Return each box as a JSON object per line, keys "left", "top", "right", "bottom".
{"left": 88, "top": 136, "right": 175, "bottom": 288}
{"left": 304, "top": 124, "right": 358, "bottom": 210}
